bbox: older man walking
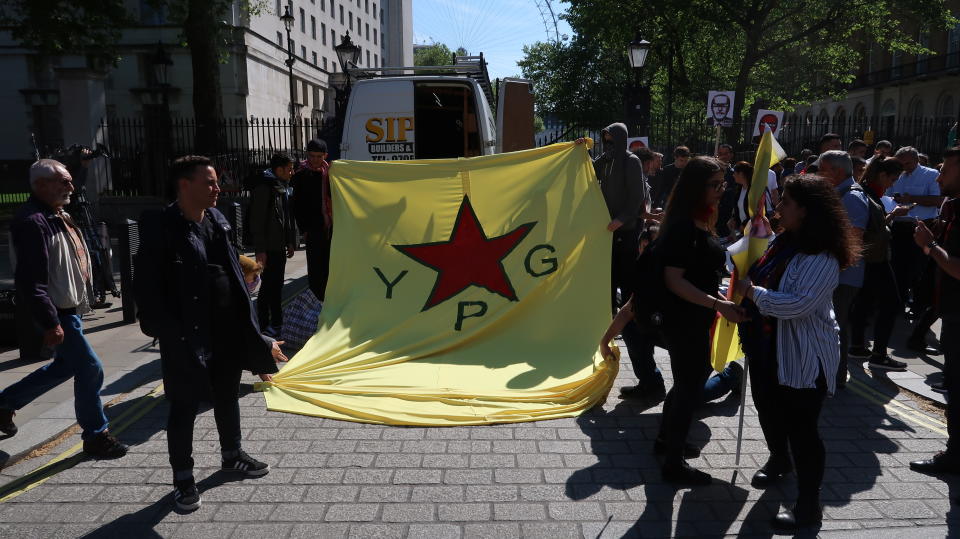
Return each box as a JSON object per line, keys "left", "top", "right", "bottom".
{"left": 0, "top": 160, "right": 128, "bottom": 458}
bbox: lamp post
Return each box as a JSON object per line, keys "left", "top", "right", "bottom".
{"left": 151, "top": 41, "right": 173, "bottom": 108}
{"left": 280, "top": 5, "right": 298, "bottom": 141}
{"left": 333, "top": 33, "right": 361, "bottom": 137}
{"left": 150, "top": 41, "right": 174, "bottom": 195}
{"left": 625, "top": 31, "right": 651, "bottom": 137}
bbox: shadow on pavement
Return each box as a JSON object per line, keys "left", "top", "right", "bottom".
{"left": 0, "top": 355, "right": 49, "bottom": 374}
{"left": 78, "top": 472, "right": 246, "bottom": 538}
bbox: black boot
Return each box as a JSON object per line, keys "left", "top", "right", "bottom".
{"left": 752, "top": 455, "right": 793, "bottom": 487}
{"left": 772, "top": 495, "right": 822, "bottom": 530}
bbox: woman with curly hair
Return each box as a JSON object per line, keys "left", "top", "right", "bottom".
{"left": 733, "top": 174, "right": 860, "bottom": 530}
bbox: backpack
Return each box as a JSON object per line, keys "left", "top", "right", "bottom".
{"left": 628, "top": 239, "right": 667, "bottom": 331}
{"left": 840, "top": 183, "right": 890, "bottom": 264}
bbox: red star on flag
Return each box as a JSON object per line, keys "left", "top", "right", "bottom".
{"left": 394, "top": 196, "right": 536, "bottom": 311}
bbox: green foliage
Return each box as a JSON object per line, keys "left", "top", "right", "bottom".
{"left": 0, "top": 0, "right": 132, "bottom": 63}
{"left": 520, "top": 0, "right": 958, "bottom": 126}
{"left": 414, "top": 43, "right": 454, "bottom": 66}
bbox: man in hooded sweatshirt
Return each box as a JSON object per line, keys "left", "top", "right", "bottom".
{"left": 249, "top": 153, "right": 297, "bottom": 336}
{"left": 594, "top": 123, "right": 646, "bottom": 314}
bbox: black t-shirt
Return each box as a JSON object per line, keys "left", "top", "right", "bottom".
{"left": 938, "top": 198, "right": 959, "bottom": 315}
{"left": 658, "top": 220, "right": 727, "bottom": 325}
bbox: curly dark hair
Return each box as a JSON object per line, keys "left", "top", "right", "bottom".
{"left": 661, "top": 156, "right": 723, "bottom": 235}
{"left": 779, "top": 174, "right": 861, "bottom": 269}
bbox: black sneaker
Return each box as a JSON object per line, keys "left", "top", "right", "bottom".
{"left": 222, "top": 449, "right": 270, "bottom": 477}
{"left": 931, "top": 382, "right": 948, "bottom": 394}
{"left": 907, "top": 339, "right": 942, "bottom": 356}
{"left": 848, "top": 346, "right": 872, "bottom": 359}
{"left": 620, "top": 385, "right": 666, "bottom": 407}
{"left": 868, "top": 355, "right": 908, "bottom": 372}
{"left": 173, "top": 479, "right": 202, "bottom": 512}
{"left": 82, "top": 431, "right": 129, "bottom": 459}
{"left": 0, "top": 408, "right": 16, "bottom": 437}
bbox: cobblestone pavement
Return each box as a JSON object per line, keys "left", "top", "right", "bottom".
{"left": 0, "top": 340, "right": 957, "bottom": 538}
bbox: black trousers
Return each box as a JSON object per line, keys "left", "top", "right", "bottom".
{"left": 833, "top": 284, "right": 858, "bottom": 384}
{"left": 657, "top": 320, "right": 712, "bottom": 463}
{"left": 942, "top": 315, "right": 960, "bottom": 456}
{"left": 611, "top": 229, "right": 638, "bottom": 313}
{"left": 890, "top": 220, "right": 925, "bottom": 306}
{"left": 166, "top": 358, "right": 243, "bottom": 476}
{"left": 850, "top": 261, "right": 902, "bottom": 354}
{"left": 257, "top": 250, "right": 287, "bottom": 332}
{"left": 305, "top": 230, "right": 331, "bottom": 302}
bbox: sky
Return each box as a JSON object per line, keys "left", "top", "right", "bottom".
{"left": 412, "top": 0, "right": 574, "bottom": 80}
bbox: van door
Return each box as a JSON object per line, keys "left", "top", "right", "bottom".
{"left": 496, "top": 78, "right": 535, "bottom": 154}
{"left": 342, "top": 80, "right": 416, "bottom": 161}
{"left": 413, "top": 82, "right": 484, "bottom": 159}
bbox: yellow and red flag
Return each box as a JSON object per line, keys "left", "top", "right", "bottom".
{"left": 257, "top": 141, "right": 618, "bottom": 425}
{"left": 710, "top": 131, "right": 786, "bottom": 371}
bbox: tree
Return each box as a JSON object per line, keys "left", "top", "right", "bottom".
{"left": 521, "top": 0, "right": 957, "bottom": 136}
{"left": 414, "top": 43, "right": 468, "bottom": 66}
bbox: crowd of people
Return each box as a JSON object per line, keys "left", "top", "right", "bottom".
{"left": 593, "top": 122, "right": 960, "bottom": 530}
{"left": 0, "top": 125, "right": 958, "bottom": 530}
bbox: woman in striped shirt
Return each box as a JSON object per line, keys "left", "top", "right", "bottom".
{"left": 734, "top": 175, "right": 860, "bottom": 531}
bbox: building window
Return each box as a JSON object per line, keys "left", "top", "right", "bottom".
{"left": 331, "top": 1, "right": 335, "bottom": 18}
{"left": 365, "top": 23, "right": 369, "bottom": 40}
{"left": 322, "top": 23, "right": 327, "bottom": 44}
{"left": 349, "top": 11, "right": 353, "bottom": 31}
{"left": 300, "top": 8, "right": 305, "bottom": 32}
{"left": 323, "top": 57, "right": 328, "bottom": 69}
{"left": 949, "top": 23, "right": 960, "bottom": 67}
{"left": 339, "top": 5, "right": 344, "bottom": 23}
{"left": 312, "top": 51, "right": 318, "bottom": 65}
{"left": 311, "top": 16, "right": 317, "bottom": 39}
{"left": 332, "top": 29, "right": 336, "bottom": 45}
{"left": 365, "top": 0, "right": 369, "bottom": 13}
{"left": 301, "top": 45, "right": 306, "bottom": 59}
{"left": 908, "top": 97, "right": 924, "bottom": 119}
{"left": 939, "top": 95, "right": 955, "bottom": 117}
{"left": 366, "top": 50, "right": 370, "bottom": 66}
{"left": 276, "top": 0, "right": 281, "bottom": 15}
{"left": 374, "top": 53, "right": 378, "bottom": 66}
{"left": 333, "top": 62, "right": 337, "bottom": 72}
{"left": 290, "top": 38, "right": 295, "bottom": 52}
{"left": 374, "top": 28, "right": 377, "bottom": 45}
{"left": 891, "top": 50, "right": 902, "bottom": 79}
{"left": 373, "top": 2, "right": 377, "bottom": 19}
{"left": 321, "top": 0, "right": 325, "bottom": 11}
{"left": 276, "top": 32, "right": 283, "bottom": 47}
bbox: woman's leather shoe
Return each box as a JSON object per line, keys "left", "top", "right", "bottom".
{"left": 771, "top": 503, "right": 822, "bottom": 530}
{"left": 751, "top": 458, "right": 793, "bottom": 487}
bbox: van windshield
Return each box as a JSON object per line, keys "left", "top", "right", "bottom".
{"left": 414, "top": 83, "right": 482, "bottom": 159}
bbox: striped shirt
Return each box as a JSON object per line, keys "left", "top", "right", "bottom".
{"left": 752, "top": 252, "right": 840, "bottom": 395}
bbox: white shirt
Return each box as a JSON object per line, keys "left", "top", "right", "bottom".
{"left": 887, "top": 165, "right": 941, "bottom": 220}
{"left": 752, "top": 252, "right": 840, "bottom": 395}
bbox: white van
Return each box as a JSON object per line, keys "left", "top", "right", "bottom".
{"left": 340, "top": 56, "right": 534, "bottom": 161}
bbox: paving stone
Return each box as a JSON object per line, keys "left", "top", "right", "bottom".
{"left": 393, "top": 469, "right": 443, "bottom": 484}
{"left": 548, "top": 501, "right": 605, "bottom": 520}
{"left": 324, "top": 503, "right": 380, "bottom": 522}
{"left": 402, "top": 441, "right": 448, "bottom": 453}
{"left": 493, "top": 468, "right": 542, "bottom": 483}
{"left": 171, "top": 522, "right": 237, "bottom": 538}
{"left": 358, "top": 485, "right": 411, "bottom": 502}
{"left": 410, "top": 486, "right": 465, "bottom": 502}
{"left": 231, "top": 523, "right": 292, "bottom": 538}
{"left": 94, "top": 484, "right": 157, "bottom": 503}
{"left": 42, "top": 485, "right": 104, "bottom": 502}
{"left": 248, "top": 485, "right": 306, "bottom": 502}
{"left": 355, "top": 441, "right": 403, "bottom": 452}
{"left": 270, "top": 503, "right": 328, "bottom": 521}
{"left": 380, "top": 503, "right": 435, "bottom": 522}
{"left": 212, "top": 503, "right": 277, "bottom": 521}
{"left": 292, "top": 468, "right": 347, "bottom": 484}
{"left": 465, "top": 485, "right": 518, "bottom": 502}
{"left": 872, "top": 500, "right": 938, "bottom": 519}
{"left": 516, "top": 453, "right": 564, "bottom": 468}
{"left": 469, "top": 454, "right": 515, "bottom": 468}
{"left": 375, "top": 453, "right": 423, "bottom": 468}
{"left": 344, "top": 468, "right": 394, "bottom": 484}
{"left": 438, "top": 503, "right": 492, "bottom": 521}
{"left": 423, "top": 454, "right": 469, "bottom": 468}
{"left": 493, "top": 502, "right": 547, "bottom": 520}
{"left": 443, "top": 469, "right": 492, "bottom": 484}
{"left": 303, "top": 485, "right": 360, "bottom": 502}
{"left": 463, "top": 522, "right": 519, "bottom": 538}
{"left": 326, "top": 453, "right": 377, "bottom": 468}
{"left": 407, "top": 524, "right": 461, "bottom": 539}
{"left": 522, "top": 522, "right": 585, "bottom": 538}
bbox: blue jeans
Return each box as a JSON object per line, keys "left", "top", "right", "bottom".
{"left": 702, "top": 362, "right": 743, "bottom": 402}
{"left": 621, "top": 320, "right": 664, "bottom": 391}
{"left": 0, "top": 313, "right": 108, "bottom": 440}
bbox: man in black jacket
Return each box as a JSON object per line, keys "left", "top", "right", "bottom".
{"left": 249, "top": 153, "right": 297, "bottom": 336}
{"left": 134, "top": 155, "right": 279, "bottom": 512}
{"left": 291, "top": 139, "right": 332, "bottom": 301}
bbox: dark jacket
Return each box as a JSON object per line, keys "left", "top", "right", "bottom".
{"left": 10, "top": 196, "right": 87, "bottom": 331}
{"left": 249, "top": 170, "right": 297, "bottom": 253}
{"left": 133, "top": 204, "right": 277, "bottom": 397}
{"left": 291, "top": 161, "right": 331, "bottom": 235}
{"left": 593, "top": 123, "right": 644, "bottom": 230}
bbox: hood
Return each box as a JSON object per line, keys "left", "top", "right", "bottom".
{"left": 601, "top": 122, "right": 629, "bottom": 155}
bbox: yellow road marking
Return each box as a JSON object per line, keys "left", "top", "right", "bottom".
{"left": 0, "top": 383, "right": 166, "bottom": 503}
{"left": 847, "top": 377, "right": 948, "bottom": 436}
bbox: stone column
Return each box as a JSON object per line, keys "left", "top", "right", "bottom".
{"left": 55, "top": 67, "right": 110, "bottom": 207}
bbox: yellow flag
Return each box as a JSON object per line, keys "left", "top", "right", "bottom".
{"left": 710, "top": 131, "right": 785, "bottom": 371}
{"left": 257, "top": 141, "right": 618, "bottom": 425}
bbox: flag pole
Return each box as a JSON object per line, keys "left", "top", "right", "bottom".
{"left": 734, "top": 355, "right": 749, "bottom": 467}
{"left": 713, "top": 124, "right": 722, "bottom": 156}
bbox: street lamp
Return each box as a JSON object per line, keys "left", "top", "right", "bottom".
{"left": 333, "top": 33, "right": 362, "bottom": 129}
{"left": 280, "top": 5, "right": 299, "bottom": 141}
{"left": 151, "top": 41, "right": 173, "bottom": 89}
{"left": 625, "top": 31, "right": 651, "bottom": 137}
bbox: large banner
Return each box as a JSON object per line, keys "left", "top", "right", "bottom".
{"left": 258, "top": 141, "right": 618, "bottom": 425}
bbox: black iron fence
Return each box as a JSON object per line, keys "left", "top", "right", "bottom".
{"left": 102, "top": 116, "right": 341, "bottom": 197}
{"left": 537, "top": 113, "right": 959, "bottom": 164}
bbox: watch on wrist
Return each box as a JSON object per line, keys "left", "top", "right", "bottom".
{"left": 926, "top": 240, "right": 939, "bottom": 254}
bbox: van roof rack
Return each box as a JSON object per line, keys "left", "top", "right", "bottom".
{"left": 349, "top": 53, "right": 495, "bottom": 108}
